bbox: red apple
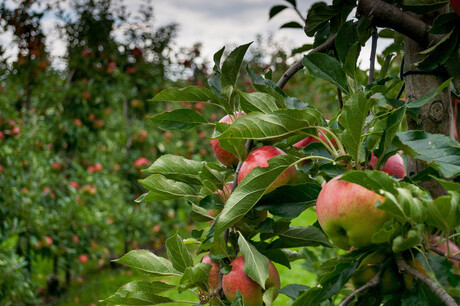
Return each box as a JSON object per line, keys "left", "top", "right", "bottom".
{"left": 429, "top": 235, "right": 460, "bottom": 270}
{"left": 52, "top": 161, "right": 62, "bottom": 171}
{"left": 44, "top": 236, "right": 53, "bottom": 246}
{"left": 316, "top": 176, "right": 390, "bottom": 250}
{"left": 210, "top": 112, "right": 245, "bottom": 166}
{"left": 294, "top": 128, "right": 336, "bottom": 150}
{"left": 451, "top": 0, "right": 460, "bottom": 15}
{"left": 202, "top": 254, "right": 220, "bottom": 290}
{"left": 369, "top": 153, "right": 406, "bottom": 178}
{"left": 222, "top": 256, "right": 280, "bottom": 306}
{"left": 238, "top": 146, "right": 297, "bottom": 194}
{"left": 79, "top": 254, "right": 89, "bottom": 264}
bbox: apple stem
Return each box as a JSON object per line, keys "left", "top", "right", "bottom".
{"left": 339, "top": 264, "right": 384, "bottom": 306}
{"left": 395, "top": 254, "right": 457, "bottom": 306}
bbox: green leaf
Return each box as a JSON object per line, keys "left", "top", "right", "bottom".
{"left": 199, "top": 163, "right": 230, "bottom": 194}
{"left": 401, "top": 0, "right": 449, "bottom": 14}
{"left": 270, "top": 226, "right": 332, "bottom": 249}
{"left": 278, "top": 284, "right": 309, "bottom": 300}
{"left": 339, "top": 92, "right": 370, "bottom": 163}
{"left": 280, "top": 21, "right": 304, "bottom": 29}
{"left": 140, "top": 174, "right": 198, "bottom": 202}
{"left": 424, "top": 193, "right": 458, "bottom": 232}
{"left": 246, "top": 68, "right": 286, "bottom": 108}
{"left": 231, "top": 291, "right": 244, "bottom": 305}
{"left": 166, "top": 234, "right": 194, "bottom": 273}
{"left": 180, "top": 263, "right": 212, "bottom": 291}
{"left": 379, "top": 189, "right": 427, "bottom": 224}
{"left": 102, "top": 281, "right": 176, "bottom": 305}
{"left": 144, "top": 154, "right": 204, "bottom": 185}
{"left": 285, "top": 0, "right": 297, "bottom": 7}
{"left": 189, "top": 202, "right": 214, "bottom": 222}
{"left": 208, "top": 71, "right": 222, "bottom": 95}
{"left": 238, "top": 233, "right": 270, "bottom": 289}
{"left": 114, "top": 250, "right": 181, "bottom": 276}
{"left": 343, "top": 42, "right": 361, "bottom": 77}
{"left": 395, "top": 130, "right": 460, "bottom": 178}
{"left": 269, "top": 5, "right": 288, "bottom": 19}
{"left": 406, "top": 78, "right": 451, "bottom": 109}
{"left": 416, "top": 28, "right": 459, "bottom": 71}
{"left": 392, "top": 224, "right": 425, "bottom": 253}
{"left": 263, "top": 287, "right": 276, "bottom": 306}
{"left": 150, "top": 86, "right": 225, "bottom": 108}
{"left": 304, "top": 3, "right": 337, "bottom": 37}
{"left": 150, "top": 109, "right": 209, "bottom": 130}
{"left": 291, "top": 44, "right": 314, "bottom": 56}
{"left": 432, "top": 177, "right": 460, "bottom": 193}
{"left": 303, "top": 53, "right": 349, "bottom": 94}
{"left": 335, "top": 21, "right": 359, "bottom": 64}
{"left": 375, "top": 106, "right": 406, "bottom": 165}
{"left": 213, "top": 46, "right": 225, "bottom": 71}
{"left": 214, "top": 154, "right": 299, "bottom": 237}
{"left": 215, "top": 109, "right": 322, "bottom": 141}
{"left": 238, "top": 91, "right": 279, "bottom": 113}
{"left": 292, "top": 252, "right": 360, "bottom": 305}
{"left": 340, "top": 170, "right": 398, "bottom": 195}
{"left": 221, "top": 42, "right": 253, "bottom": 88}
{"left": 257, "top": 183, "right": 321, "bottom": 219}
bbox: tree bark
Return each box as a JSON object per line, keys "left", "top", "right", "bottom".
{"left": 403, "top": 10, "right": 453, "bottom": 197}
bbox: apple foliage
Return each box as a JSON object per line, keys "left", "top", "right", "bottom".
{"left": 105, "top": 1, "right": 460, "bottom": 305}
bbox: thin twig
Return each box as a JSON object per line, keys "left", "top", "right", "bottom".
{"left": 368, "top": 26, "right": 378, "bottom": 84}
{"left": 429, "top": 245, "right": 460, "bottom": 262}
{"left": 339, "top": 264, "right": 384, "bottom": 306}
{"left": 337, "top": 88, "right": 343, "bottom": 109}
{"left": 395, "top": 255, "right": 457, "bottom": 306}
{"left": 276, "top": 34, "right": 337, "bottom": 89}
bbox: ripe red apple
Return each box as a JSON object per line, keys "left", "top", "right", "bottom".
{"left": 369, "top": 153, "right": 406, "bottom": 178}
{"left": 202, "top": 254, "right": 220, "bottom": 290}
{"left": 238, "top": 146, "right": 297, "bottom": 194}
{"left": 79, "top": 254, "right": 89, "bottom": 264}
{"left": 429, "top": 235, "right": 460, "bottom": 270}
{"left": 451, "top": 0, "right": 460, "bottom": 15}
{"left": 222, "top": 256, "right": 280, "bottom": 306}
{"left": 316, "top": 176, "right": 390, "bottom": 250}
{"left": 210, "top": 112, "right": 245, "bottom": 166}
{"left": 294, "top": 127, "right": 336, "bottom": 150}
{"left": 52, "top": 161, "right": 62, "bottom": 171}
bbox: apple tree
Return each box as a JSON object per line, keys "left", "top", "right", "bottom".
{"left": 104, "top": 0, "right": 460, "bottom": 305}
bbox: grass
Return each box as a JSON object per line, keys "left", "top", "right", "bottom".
{"left": 49, "top": 208, "right": 320, "bottom": 305}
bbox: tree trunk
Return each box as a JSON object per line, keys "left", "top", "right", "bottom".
{"left": 403, "top": 11, "right": 454, "bottom": 198}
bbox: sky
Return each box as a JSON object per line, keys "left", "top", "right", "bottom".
{"left": 0, "top": 0, "right": 384, "bottom": 69}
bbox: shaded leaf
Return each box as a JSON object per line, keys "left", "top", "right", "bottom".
{"left": 144, "top": 155, "right": 204, "bottom": 185}
{"left": 238, "top": 91, "right": 279, "bottom": 113}
{"left": 303, "top": 53, "right": 349, "bottom": 94}
{"left": 270, "top": 226, "right": 332, "bottom": 248}
{"left": 269, "top": 5, "right": 288, "bottom": 19}
{"left": 395, "top": 130, "right": 460, "bottom": 178}
{"left": 221, "top": 42, "right": 253, "bottom": 87}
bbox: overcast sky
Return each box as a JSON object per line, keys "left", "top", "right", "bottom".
{"left": 1, "top": 0, "right": 383, "bottom": 69}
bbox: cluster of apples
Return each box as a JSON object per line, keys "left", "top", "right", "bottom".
{"left": 207, "top": 113, "right": 458, "bottom": 302}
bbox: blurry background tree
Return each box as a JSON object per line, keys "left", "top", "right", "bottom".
{"left": 0, "top": 0, "right": 317, "bottom": 303}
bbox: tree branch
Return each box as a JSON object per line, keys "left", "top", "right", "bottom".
{"left": 429, "top": 244, "right": 460, "bottom": 262}
{"left": 368, "top": 26, "right": 378, "bottom": 84}
{"left": 339, "top": 266, "right": 383, "bottom": 306}
{"left": 395, "top": 255, "right": 457, "bottom": 306}
{"left": 276, "top": 34, "right": 337, "bottom": 89}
